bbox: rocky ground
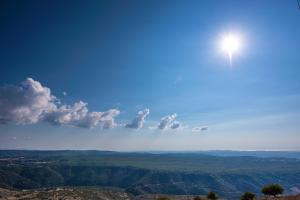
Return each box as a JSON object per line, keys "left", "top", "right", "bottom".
{"left": 135, "top": 194, "right": 207, "bottom": 200}
{"left": 0, "top": 187, "right": 131, "bottom": 200}
{"left": 0, "top": 187, "right": 299, "bottom": 200}
{"left": 258, "top": 195, "right": 300, "bottom": 200}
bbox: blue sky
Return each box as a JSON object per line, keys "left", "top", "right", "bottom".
{"left": 0, "top": 0, "right": 300, "bottom": 150}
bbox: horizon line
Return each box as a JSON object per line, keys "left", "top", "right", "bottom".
{"left": 1, "top": 148, "right": 300, "bottom": 152}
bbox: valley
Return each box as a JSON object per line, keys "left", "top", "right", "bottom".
{"left": 0, "top": 150, "right": 300, "bottom": 200}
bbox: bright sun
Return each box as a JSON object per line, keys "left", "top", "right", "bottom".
{"left": 220, "top": 33, "right": 242, "bottom": 66}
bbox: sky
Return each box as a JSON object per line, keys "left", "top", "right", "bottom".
{"left": 0, "top": 0, "right": 300, "bottom": 151}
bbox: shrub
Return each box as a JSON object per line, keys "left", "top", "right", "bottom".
{"left": 157, "top": 196, "right": 170, "bottom": 200}
{"left": 207, "top": 191, "right": 218, "bottom": 200}
{"left": 261, "top": 184, "right": 284, "bottom": 197}
{"left": 194, "top": 196, "right": 203, "bottom": 200}
{"left": 240, "top": 192, "right": 256, "bottom": 200}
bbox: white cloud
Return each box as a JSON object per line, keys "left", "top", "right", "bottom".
{"left": 192, "top": 126, "right": 208, "bottom": 132}
{"left": 0, "top": 78, "right": 120, "bottom": 129}
{"left": 125, "top": 109, "right": 150, "bottom": 129}
{"left": 156, "top": 113, "right": 181, "bottom": 130}
{"left": 45, "top": 101, "right": 88, "bottom": 125}
{"left": 0, "top": 78, "right": 57, "bottom": 124}
{"left": 170, "top": 121, "right": 181, "bottom": 129}
{"left": 77, "top": 109, "right": 120, "bottom": 129}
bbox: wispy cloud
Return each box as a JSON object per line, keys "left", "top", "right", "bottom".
{"left": 173, "top": 75, "right": 183, "bottom": 85}
{"left": 192, "top": 126, "right": 208, "bottom": 132}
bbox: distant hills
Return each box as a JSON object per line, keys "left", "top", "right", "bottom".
{"left": 0, "top": 150, "right": 300, "bottom": 200}
{"left": 187, "top": 150, "right": 300, "bottom": 159}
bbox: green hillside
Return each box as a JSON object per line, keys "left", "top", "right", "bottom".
{"left": 0, "top": 150, "right": 300, "bottom": 200}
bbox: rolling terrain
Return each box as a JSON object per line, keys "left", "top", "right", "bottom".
{"left": 0, "top": 150, "right": 300, "bottom": 200}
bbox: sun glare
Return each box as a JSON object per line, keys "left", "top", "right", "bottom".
{"left": 220, "top": 33, "right": 242, "bottom": 66}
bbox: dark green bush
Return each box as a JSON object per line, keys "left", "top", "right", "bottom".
{"left": 261, "top": 183, "right": 284, "bottom": 197}
{"left": 207, "top": 191, "right": 218, "bottom": 200}
{"left": 194, "top": 196, "right": 203, "bottom": 200}
{"left": 240, "top": 192, "right": 255, "bottom": 200}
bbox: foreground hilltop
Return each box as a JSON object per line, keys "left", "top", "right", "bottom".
{"left": 0, "top": 187, "right": 299, "bottom": 200}
{"left": 0, "top": 187, "right": 131, "bottom": 200}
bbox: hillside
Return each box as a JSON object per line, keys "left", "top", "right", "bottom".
{"left": 0, "top": 150, "right": 300, "bottom": 200}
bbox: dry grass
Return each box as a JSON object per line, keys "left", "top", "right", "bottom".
{"left": 258, "top": 194, "right": 300, "bottom": 200}
{"left": 1, "top": 188, "right": 300, "bottom": 200}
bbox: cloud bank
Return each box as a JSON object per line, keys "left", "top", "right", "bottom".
{"left": 125, "top": 109, "right": 150, "bottom": 129}
{"left": 0, "top": 78, "right": 120, "bottom": 129}
{"left": 0, "top": 78, "right": 207, "bottom": 132}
